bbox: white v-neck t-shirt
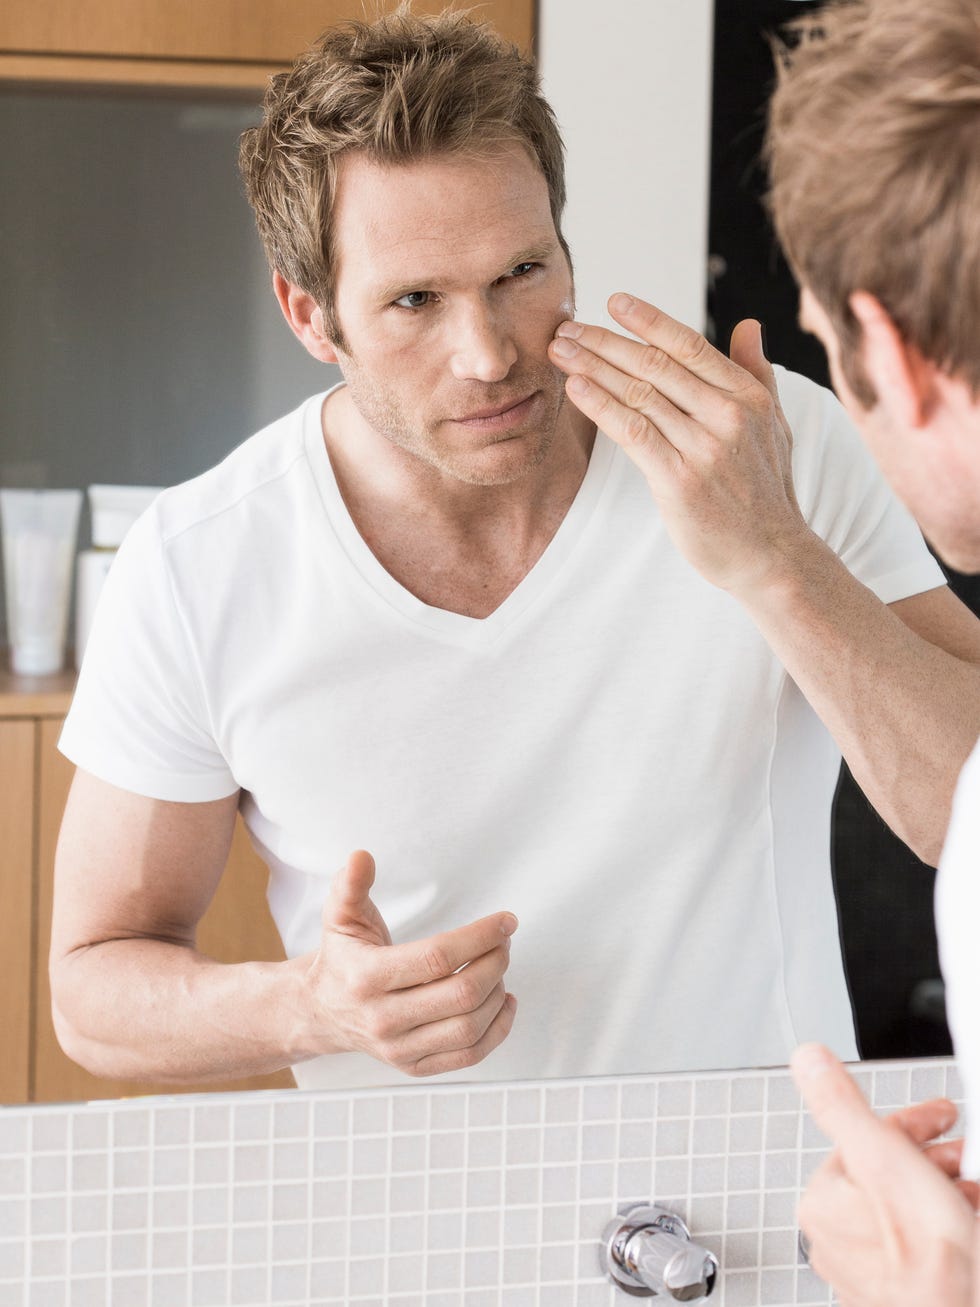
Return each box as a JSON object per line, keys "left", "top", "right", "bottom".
{"left": 935, "top": 739, "right": 980, "bottom": 1176}
{"left": 60, "top": 369, "right": 944, "bottom": 1088}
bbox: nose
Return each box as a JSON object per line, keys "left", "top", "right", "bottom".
{"left": 449, "top": 300, "right": 518, "bottom": 383}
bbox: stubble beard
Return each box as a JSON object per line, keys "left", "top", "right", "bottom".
{"left": 339, "top": 357, "right": 571, "bottom": 488}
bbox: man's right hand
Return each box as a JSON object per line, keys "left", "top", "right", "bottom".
{"left": 302, "top": 850, "right": 518, "bottom": 1076}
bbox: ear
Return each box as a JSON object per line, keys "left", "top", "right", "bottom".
{"left": 848, "top": 291, "right": 932, "bottom": 428}
{"left": 272, "top": 270, "right": 341, "bottom": 364}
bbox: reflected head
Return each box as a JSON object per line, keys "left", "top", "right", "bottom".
{"left": 238, "top": 3, "right": 568, "bottom": 353}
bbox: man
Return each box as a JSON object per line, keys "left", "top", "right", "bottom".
{"left": 51, "top": 6, "right": 980, "bottom": 1093}
{"left": 763, "top": 0, "right": 980, "bottom": 1302}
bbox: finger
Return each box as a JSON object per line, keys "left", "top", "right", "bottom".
{"left": 323, "top": 849, "right": 387, "bottom": 940}
{"left": 955, "top": 1179, "right": 980, "bottom": 1209}
{"left": 606, "top": 292, "right": 746, "bottom": 390}
{"left": 886, "top": 1097, "right": 959, "bottom": 1146}
{"left": 729, "top": 319, "right": 776, "bottom": 393}
{"left": 557, "top": 370, "right": 681, "bottom": 489}
{"left": 549, "top": 320, "right": 724, "bottom": 427}
{"left": 387, "top": 979, "right": 509, "bottom": 1065}
{"left": 793, "top": 1045, "right": 968, "bottom": 1202}
{"left": 791, "top": 1044, "right": 897, "bottom": 1178}
{"left": 377, "top": 910, "right": 518, "bottom": 990}
{"left": 921, "top": 1138, "right": 968, "bottom": 1179}
{"left": 406, "top": 992, "right": 518, "bottom": 1078}
{"left": 382, "top": 943, "right": 512, "bottom": 1030}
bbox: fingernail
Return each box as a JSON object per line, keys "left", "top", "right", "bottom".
{"left": 791, "top": 1043, "right": 834, "bottom": 1081}
{"left": 551, "top": 336, "right": 578, "bottom": 358}
{"left": 501, "top": 913, "right": 518, "bottom": 936}
{"left": 609, "top": 292, "right": 634, "bottom": 316}
{"left": 505, "top": 993, "right": 518, "bottom": 1012}
{"left": 555, "top": 320, "right": 583, "bottom": 339}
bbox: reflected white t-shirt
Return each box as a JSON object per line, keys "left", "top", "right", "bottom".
{"left": 59, "top": 369, "right": 944, "bottom": 1088}
{"left": 936, "top": 739, "right": 980, "bottom": 1176}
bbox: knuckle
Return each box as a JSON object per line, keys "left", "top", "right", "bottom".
{"left": 420, "top": 943, "right": 451, "bottom": 981}
{"left": 364, "top": 1008, "right": 396, "bottom": 1044}
{"left": 622, "top": 376, "right": 656, "bottom": 412}
{"left": 622, "top": 410, "right": 650, "bottom": 447}
{"left": 638, "top": 344, "right": 667, "bottom": 378}
{"left": 677, "top": 331, "right": 711, "bottom": 368}
{"left": 453, "top": 973, "right": 484, "bottom": 1014}
{"left": 344, "top": 969, "right": 374, "bottom": 1003}
{"left": 716, "top": 397, "right": 747, "bottom": 437}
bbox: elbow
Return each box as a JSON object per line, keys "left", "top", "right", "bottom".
{"left": 49, "top": 994, "right": 102, "bottom": 1075}
{"left": 49, "top": 958, "right": 120, "bottom": 1079}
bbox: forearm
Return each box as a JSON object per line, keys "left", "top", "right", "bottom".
{"left": 51, "top": 938, "right": 324, "bottom": 1084}
{"left": 739, "top": 534, "right": 980, "bottom": 865}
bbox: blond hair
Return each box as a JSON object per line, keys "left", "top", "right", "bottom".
{"left": 239, "top": 5, "right": 567, "bottom": 351}
{"left": 765, "top": 0, "right": 980, "bottom": 404}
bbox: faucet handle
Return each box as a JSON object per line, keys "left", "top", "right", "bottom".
{"left": 600, "top": 1204, "right": 719, "bottom": 1300}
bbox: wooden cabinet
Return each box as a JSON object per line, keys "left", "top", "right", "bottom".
{"left": 0, "top": 718, "right": 34, "bottom": 1103}
{"left": 0, "top": 1, "right": 535, "bottom": 90}
{"left": 0, "top": 670, "right": 294, "bottom": 1104}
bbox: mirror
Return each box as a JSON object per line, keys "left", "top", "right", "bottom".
{"left": 0, "top": 0, "right": 961, "bottom": 1108}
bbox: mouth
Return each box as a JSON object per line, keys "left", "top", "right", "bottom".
{"left": 451, "top": 392, "right": 538, "bottom": 430}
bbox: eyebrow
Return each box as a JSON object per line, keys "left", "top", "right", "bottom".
{"left": 374, "top": 242, "right": 559, "bottom": 305}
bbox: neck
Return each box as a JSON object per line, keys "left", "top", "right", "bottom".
{"left": 318, "top": 382, "right": 597, "bottom": 618}
{"left": 321, "top": 382, "right": 596, "bottom": 539}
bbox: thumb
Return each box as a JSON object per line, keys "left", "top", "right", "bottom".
{"left": 323, "top": 849, "right": 390, "bottom": 945}
{"left": 729, "top": 318, "right": 776, "bottom": 392}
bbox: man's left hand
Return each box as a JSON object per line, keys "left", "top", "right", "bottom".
{"left": 548, "top": 293, "right": 811, "bottom": 595}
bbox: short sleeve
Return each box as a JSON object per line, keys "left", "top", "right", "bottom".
{"left": 777, "top": 367, "right": 945, "bottom": 604}
{"left": 58, "top": 504, "right": 239, "bottom": 802}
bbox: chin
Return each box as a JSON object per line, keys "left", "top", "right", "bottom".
{"left": 442, "top": 435, "right": 553, "bottom": 487}
{"left": 933, "top": 539, "right": 980, "bottom": 576}
{"left": 921, "top": 516, "right": 980, "bottom": 575}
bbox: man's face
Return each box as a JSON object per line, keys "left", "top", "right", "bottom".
{"left": 799, "top": 286, "right": 980, "bottom": 571}
{"left": 326, "top": 144, "right": 576, "bottom": 487}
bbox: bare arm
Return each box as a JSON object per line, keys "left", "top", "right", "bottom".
{"left": 549, "top": 295, "right": 980, "bottom": 865}
{"left": 739, "top": 565, "right": 980, "bottom": 865}
{"left": 50, "top": 770, "right": 517, "bottom": 1084}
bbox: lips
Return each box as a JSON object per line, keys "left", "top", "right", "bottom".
{"left": 453, "top": 393, "right": 536, "bottom": 423}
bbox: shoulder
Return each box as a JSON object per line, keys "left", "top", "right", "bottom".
{"left": 772, "top": 365, "right": 877, "bottom": 513}
{"left": 151, "top": 392, "right": 327, "bottom": 545}
{"left": 773, "top": 364, "right": 844, "bottom": 439}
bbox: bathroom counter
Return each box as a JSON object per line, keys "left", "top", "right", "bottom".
{"left": 0, "top": 666, "right": 75, "bottom": 716}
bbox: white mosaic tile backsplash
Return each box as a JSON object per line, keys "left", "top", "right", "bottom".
{"left": 0, "top": 1057, "right": 962, "bottom": 1307}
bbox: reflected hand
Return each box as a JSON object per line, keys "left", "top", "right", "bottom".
{"left": 792, "top": 1043, "right": 977, "bottom": 1307}
{"left": 303, "top": 850, "right": 518, "bottom": 1076}
{"left": 548, "top": 294, "right": 810, "bottom": 596}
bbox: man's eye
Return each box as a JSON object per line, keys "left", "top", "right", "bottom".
{"left": 505, "top": 262, "right": 537, "bottom": 279}
{"left": 394, "top": 291, "right": 431, "bottom": 309}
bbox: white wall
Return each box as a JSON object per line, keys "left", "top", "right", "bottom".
{"left": 538, "top": 0, "right": 714, "bottom": 333}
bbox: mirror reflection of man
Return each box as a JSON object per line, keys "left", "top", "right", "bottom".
{"left": 762, "top": 0, "right": 980, "bottom": 1302}
{"left": 51, "top": 5, "right": 980, "bottom": 1092}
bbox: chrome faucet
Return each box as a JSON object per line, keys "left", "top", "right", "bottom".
{"left": 600, "top": 1204, "right": 719, "bottom": 1300}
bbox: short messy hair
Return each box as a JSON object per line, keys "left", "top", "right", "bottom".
{"left": 765, "top": 0, "right": 980, "bottom": 405}
{"left": 239, "top": 4, "right": 568, "bottom": 351}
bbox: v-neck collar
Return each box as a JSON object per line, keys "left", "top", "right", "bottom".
{"left": 303, "top": 386, "right": 616, "bottom": 648}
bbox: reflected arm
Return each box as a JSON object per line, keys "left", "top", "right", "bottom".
{"left": 741, "top": 564, "right": 980, "bottom": 866}
{"left": 49, "top": 770, "right": 314, "bottom": 1083}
